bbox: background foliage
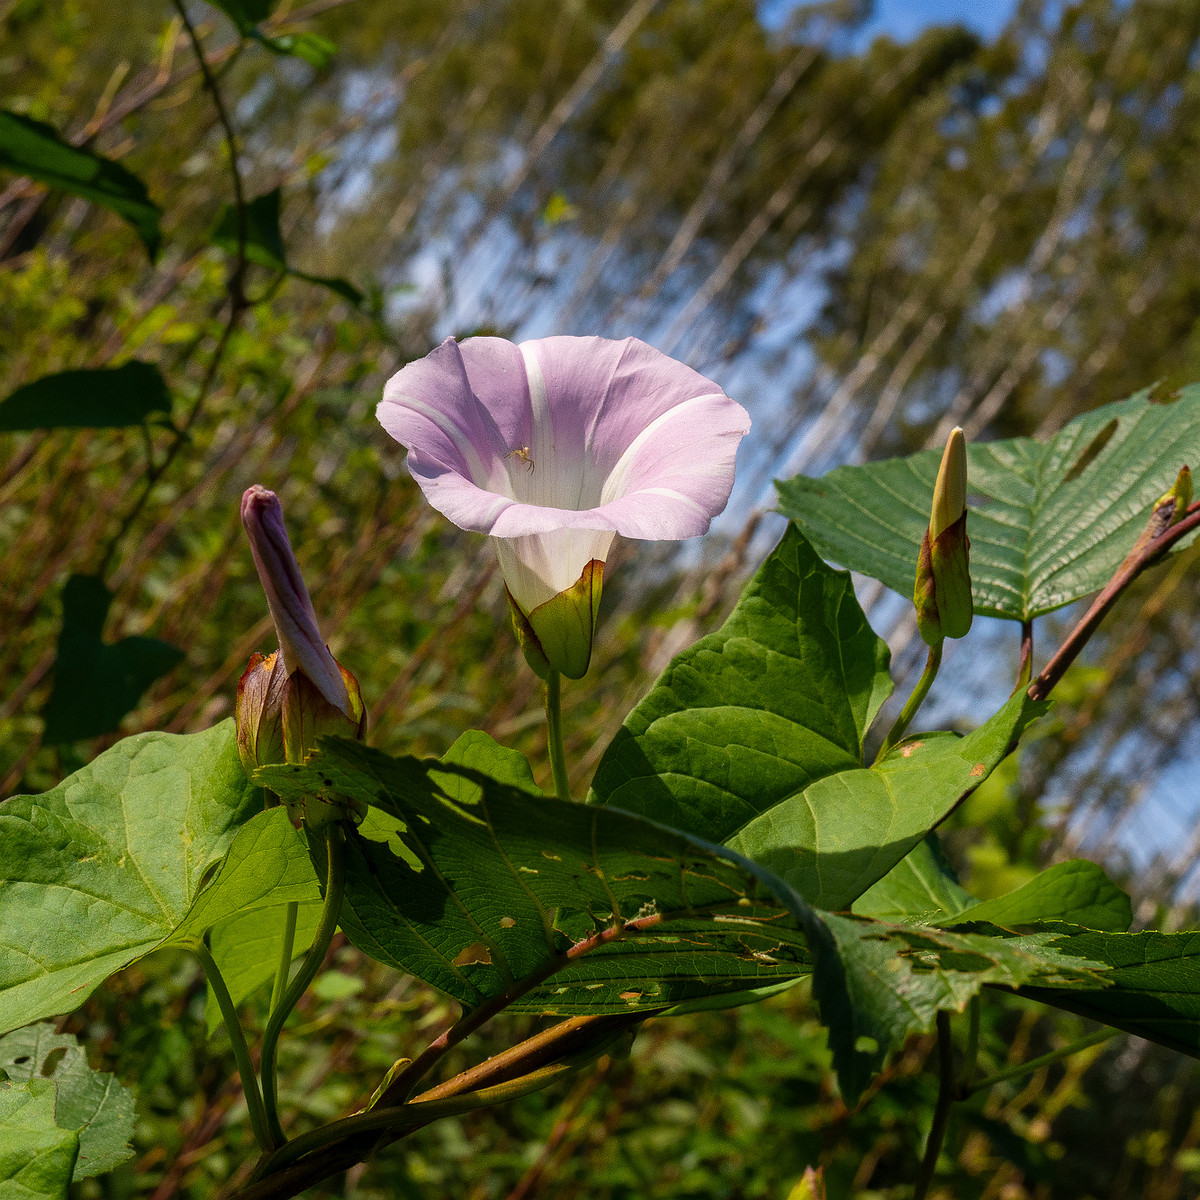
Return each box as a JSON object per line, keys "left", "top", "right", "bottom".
{"left": 7, "top": 0, "right": 1200, "bottom": 1195}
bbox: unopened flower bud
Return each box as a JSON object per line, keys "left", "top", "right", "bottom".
{"left": 914, "top": 427, "right": 973, "bottom": 646}
{"left": 1120, "top": 464, "right": 1193, "bottom": 569}
{"left": 235, "top": 650, "right": 286, "bottom": 776}
{"left": 237, "top": 486, "right": 367, "bottom": 825}
{"left": 504, "top": 558, "right": 603, "bottom": 680}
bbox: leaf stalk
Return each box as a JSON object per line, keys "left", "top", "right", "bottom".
{"left": 260, "top": 821, "right": 346, "bottom": 1148}
{"left": 877, "top": 641, "right": 942, "bottom": 761}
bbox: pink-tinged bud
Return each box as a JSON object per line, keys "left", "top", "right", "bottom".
{"left": 235, "top": 651, "right": 286, "bottom": 776}
{"left": 241, "top": 485, "right": 351, "bottom": 719}
{"left": 237, "top": 487, "right": 367, "bottom": 824}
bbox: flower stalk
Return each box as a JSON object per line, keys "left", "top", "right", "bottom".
{"left": 545, "top": 671, "right": 572, "bottom": 802}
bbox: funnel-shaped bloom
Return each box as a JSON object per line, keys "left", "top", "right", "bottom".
{"left": 378, "top": 335, "right": 750, "bottom": 677}
{"left": 238, "top": 488, "right": 366, "bottom": 824}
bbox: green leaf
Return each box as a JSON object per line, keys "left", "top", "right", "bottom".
{"left": 255, "top": 31, "right": 337, "bottom": 69}
{"left": 208, "top": 0, "right": 338, "bottom": 68}
{"left": 1022, "top": 928, "right": 1200, "bottom": 1058}
{"left": 591, "top": 526, "right": 1042, "bottom": 909}
{"left": 183, "top": 806, "right": 324, "bottom": 1038}
{"left": 0, "top": 721, "right": 257, "bottom": 1035}
{"left": 590, "top": 524, "right": 893, "bottom": 844}
{"left": 441, "top": 730, "right": 541, "bottom": 794}
{"left": 204, "top": 900, "right": 321, "bottom": 1036}
{"left": 942, "top": 860, "right": 1132, "bottom": 933}
{"left": 812, "top": 912, "right": 1106, "bottom": 1102}
{"left": 260, "top": 740, "right": 1106, "bottom": 1102}
{"left": 777, "top": 388, "right": 1200, "bottom": 621}
{"left": 211, "top": 189, "right": 361, "bottom": 304}
{"left": 724, "top": 694, "right": 1046, "bottom": 910}
{"left": 852, "top": 833, "right": 973, "bottom": 922}
{"left": 0, "top": 1025, "right": 134, "bottom": 1180}
{"left": 0, "top": 361, "right": 172, "bottom": 432}
{"left": 211, "top": 188, "right": 287, "bottom": 271}
{"left": 0, "top": 110, "right": 160, "bottom": 257}
{"left": 41, "top": 575, "right": 184, "bottom": 744}
{"left": 0, "top": 1080, "right": 78, "bottom": 1200}
{"left": 208, "top": 0, "right": 273, "bottom": 35}
{"left": 289, "top": 270, "right": 364, "bottom": 306}
{"left": 264, "top": 741, "right": 815, "bottom": 1016}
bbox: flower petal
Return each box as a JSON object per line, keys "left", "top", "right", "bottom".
{"left": 378, "top": 334, "right": 750, "bottom": 543}
{"left": 241, "top": 486, "right": 351, "bottom": 718}
{"left": 377, "top": 337, "right": 512, "bottom": 491}
{"left": 496, "top": 528, "right": 617, "bottom": 613}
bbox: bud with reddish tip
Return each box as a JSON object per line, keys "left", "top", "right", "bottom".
{"left": 1121, "top": 464, "right": 1193, "bottom": 570}
{"left": 235, "top": 650, "right": 286, "bottom": 775}
{"left": 914, "top": 427, "right": 973, "bottom": 647}
{"left": 237, "top": 486, "right": 366, "bottom": 825}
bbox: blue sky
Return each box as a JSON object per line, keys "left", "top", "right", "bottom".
{"left": 763, "top": 0, "right": 1019, "bottom": 42}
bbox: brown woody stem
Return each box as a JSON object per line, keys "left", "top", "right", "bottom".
{"left": 1028, "top": 500, "right": 1200, "bottom": 702}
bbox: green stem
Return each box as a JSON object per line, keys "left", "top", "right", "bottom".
{"left": 957, "top": 996, "right": 980, "bottom": 1098}
{"left": 251, "top": 1062, "right": 573, "bottom": 1184}
{"left": 192, "top": 939, "right": 273, "bottom": 1153}
{"left": 545, "top": 671, "right": 571, "bottom": 803}
{"left": 260, "top": 823, "right": 346, "bottom": 1148}
{"left": 913, "top": 1010, "right": 956, "bottom": 1200}
{"left": 270, "top": 901, "right": 300, "bottom": 1013}
{"left": 878, "top": 641, "right": 943, "bottom": 761}
{"left": 964, "top": 1027, "right": 1116, "bottom": 1096}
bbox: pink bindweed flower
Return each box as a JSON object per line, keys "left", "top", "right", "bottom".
{"left": 237, "top": 487, "right": 366, "bottom": 823}
{"left": 378, "top": 335, "right": 750, "bottom": 678}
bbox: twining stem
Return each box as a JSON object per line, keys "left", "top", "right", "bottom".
{"left": 877, "top": 641, "right": 943, "bottom": 761}
{"left": 545, "top": 670, "right": 572, "bottom": 802}
{"left": 964, "top": 1027, "right": 1116, "bottom": 1096}
{"left": 260, "top": 822, "right": 346, "bottom": 1148}
{"left": 191, "top": 939, "right": 273, "bottom": 1153}
{"left": 238, "top": 1013, "right": 646, "bottom": 1199}
{"left": 912, "top": 1011, "right": 956, "bottom": 1200}
{"left": 269, "top": 902, "right": 300, "bottom": 1012}
{"left": 95, "top": 3, "right": 250, "bottom": 580}
{"left": 171, "top": 0, "right": 247, "bottom": 305}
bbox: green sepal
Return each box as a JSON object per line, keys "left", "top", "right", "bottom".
{"left": 915, "top": 514, "right": 972, "bottom": 645}
{"left": 508, "top": 559, "right": 604, "bottom": 680}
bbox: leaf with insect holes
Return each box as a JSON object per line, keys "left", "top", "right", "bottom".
{"left": 0, "top": 1025, "right": 134, "bottom": 1179}
{"left": 0, "top": 1079, "right": 78, "bottom": 1199}
{"left": 777, "top": 387, "right": 1200, "bottom": 621}
{"left": 259, "top": 739, "right": 1107, "bottom": 1103}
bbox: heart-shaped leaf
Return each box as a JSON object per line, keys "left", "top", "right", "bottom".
{"left": 42, "top": 575, "right": 184, "bottom": 744}
{"left": 0, "top": 722, "right": 259, "bottom": 1035}
{"left": 590, "top": 524, "right": 892, "bottom": 843}
{"left": 590, "top": 525, "right": 1041, "bottom": 908}
{"left": 777, "top": 387, "right": 1200, "bottom": 621}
